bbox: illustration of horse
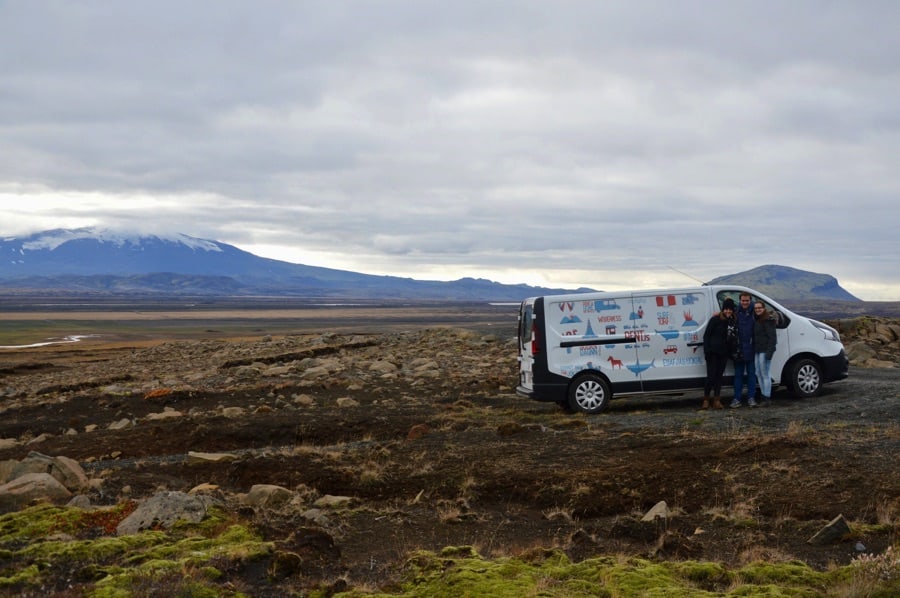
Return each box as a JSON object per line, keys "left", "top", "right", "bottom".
{"left": 607, "top": 356, "right": 624, "bottom": 369}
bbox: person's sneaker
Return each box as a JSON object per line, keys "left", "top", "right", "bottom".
{"left": 729, "top": 399, "right": 742, "bottom": 409}
{"left": 760, "top": 398, "right": 772, "bottom": 407}
{"left": 748, "top": 397, "right": 758, "bottom": 408}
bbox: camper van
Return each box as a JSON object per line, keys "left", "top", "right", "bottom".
{"left": 516, "top": 285, "right": 848, "bottom": 413}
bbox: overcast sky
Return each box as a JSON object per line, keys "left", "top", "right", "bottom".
{"left": 2, "top": 1, "right": 898, "bottom": 300}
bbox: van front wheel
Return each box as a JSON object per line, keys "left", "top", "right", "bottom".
{"left": 789, "top": 358, "right": 822, "bottom": 398}
{"left": 568, "top": 373, "right": 611, "bottom": 414}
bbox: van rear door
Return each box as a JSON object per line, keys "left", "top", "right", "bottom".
{"left": 517, "top": 299, "right": 536, "bottom": 393}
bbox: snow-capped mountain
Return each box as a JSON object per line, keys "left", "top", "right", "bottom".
{"left": 0, "top": 228, "right": 578, "bottom": 300}
{"left": 4, "top": 228, "right": 228, "bottom": 277}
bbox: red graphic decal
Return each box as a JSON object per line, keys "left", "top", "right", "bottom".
{"left": 655, "top": 295, "right": 677, "bottom": 306}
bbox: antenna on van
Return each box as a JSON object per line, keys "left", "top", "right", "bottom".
{"left": 668, "top": 266, "right": 707, "bottom": 285}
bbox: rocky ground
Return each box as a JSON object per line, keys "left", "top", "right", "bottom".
{"left": 0, "top": 309, "right": 898, "bottom": 595}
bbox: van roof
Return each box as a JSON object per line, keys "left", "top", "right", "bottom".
{"left": 524, "top": 284, "right": 760, "bottom": 303}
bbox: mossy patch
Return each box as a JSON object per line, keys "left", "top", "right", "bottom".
{"left": 0, "top": 503, "right": 272, "bottom": 596}
{"left": 328, "top": 547, "right": 899, "bottom": 597}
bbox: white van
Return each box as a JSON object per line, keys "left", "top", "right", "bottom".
{"left": 516, "top": 285, "right": 848, "bottom": 413}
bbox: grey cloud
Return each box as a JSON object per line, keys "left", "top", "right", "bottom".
{"left": 1, "top": 1, "right": 898, "bottom": 299}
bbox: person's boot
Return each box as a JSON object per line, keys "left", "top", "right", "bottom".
{"left": 701, "top": 396, "right": 710, "bottom": 410}
{"left": 712, "top": 396, "right": 723, "bottom": 409}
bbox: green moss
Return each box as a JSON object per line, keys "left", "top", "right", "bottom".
{"left": 0, "top": 563, "right": 42, "bottom": 589}
{"left": 0, "top": 503, "right": 271, "bottom": 596}
{"left": 737, "top": 561, "right": 827, "bottom": 588}
{"left": 331, "top": 551, "right": 900, "bottom": 598}
{"left": 0, "top": 504, "right": 68, "bottom": 541}
{"left": 3, "top": 503, "right": 896, "bottom": 596}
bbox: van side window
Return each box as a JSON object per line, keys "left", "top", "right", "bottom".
{"left": 519, "top": 305, "right": 534, "bottom": 349}
{"left": 715, "top": 291, "right": 740, "bottom": 310}
{"left": 774, "top": 310, "right": 789, "bottom": 328}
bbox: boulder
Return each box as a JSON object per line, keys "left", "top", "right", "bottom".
{"left": 807, "top": 514, "right": 852, "bottom": 544}
{"left": 6, "top": 452, "right": 88, "bottom": 491}
{"left": 0, "top": 473, "right": 72, "bottom": 512}
{"left": 369, "top": 360, "right": 398, "bottom": 374}
{"left": 314, "top": 494, "right": 353, "bottom": 508}
{"left": 187, "top": 451, "right": 239, "bottom": 464}
{"left": 116, "top": 491, "right": 215, "bottom": 535}
{"left": 641, "top": 500, "right": 670, "bottom": 522}
{"left": 108, "top": 418, "right": 134, "bottom": 431}
{"left": 145, "top": 407, "right": 184, "bottom": 421}
{"left": 242, "top": 484, "right": 294, "bottom": 508}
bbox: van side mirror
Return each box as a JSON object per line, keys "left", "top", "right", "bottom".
{"left": 775, "top": 311, "right": 789, "bottom": 329}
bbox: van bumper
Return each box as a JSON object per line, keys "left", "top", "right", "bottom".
{"left": 822, "top": 350, "right": 849, "bottom": 383}
{"left": 516, "top": 385, "right": 535, "bottom": 399}
{"left": 516, "top": 383, "right": 568, "bottom": 403}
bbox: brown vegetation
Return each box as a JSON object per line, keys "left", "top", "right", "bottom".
{"left": 0, "top": 306, "right": 897, "bottom": 594}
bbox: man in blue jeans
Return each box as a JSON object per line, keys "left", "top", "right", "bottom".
{"left": 730, "top": 292, "right": 758, "bottom": 408}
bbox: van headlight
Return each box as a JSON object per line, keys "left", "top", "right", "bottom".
{"left": 811, "top": 320, "right": 840, "bottom": 342}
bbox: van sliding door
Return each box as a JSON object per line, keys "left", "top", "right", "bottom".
{"left": 629, "top": 291, "right": 710, "bottom": 392}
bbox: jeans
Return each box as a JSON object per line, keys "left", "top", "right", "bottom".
{"left": 755, "top": 352, "right": 772, "bottom": 398}
{"left": 733, "top": 357, "right": 756, "bottom": 401}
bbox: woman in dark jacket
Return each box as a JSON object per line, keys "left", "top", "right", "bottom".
{"left": 753, "top": 301, "right": 778, "bottom": 406}
{"left": 701, "top": 297, "right": 736, "bottom": 409}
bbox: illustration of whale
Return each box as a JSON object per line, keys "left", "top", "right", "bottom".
{"left": 656, "top": 329, "right": 680, "bottom": 340}
{"left": 626, "top": 358, "right": 656, "bottom": 376}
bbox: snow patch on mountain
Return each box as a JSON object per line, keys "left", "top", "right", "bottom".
{"left": 20, "top": 227, "right": 223, "bottom": 253}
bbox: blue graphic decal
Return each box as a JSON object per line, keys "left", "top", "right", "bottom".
{"left": 657, "top": 329, "right": 680, "bottom": 340}
{"left": 626, "top": 358, "right": 656, "bottom": 376}
{"left": 560, "top": 315, "right": 582, "bottom": 324}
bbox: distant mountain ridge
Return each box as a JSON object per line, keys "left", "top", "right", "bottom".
{"left": 1, "top": 229, "right": 860, "bottom": 303}
{"left": 0, "top": 228, "right": 590, "bottom": 301}
{"left": 707, "top": 265, "right": 861, "bottom": 302}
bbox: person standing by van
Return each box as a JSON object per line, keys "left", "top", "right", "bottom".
{"left": 753, "top": 301, "right": 777, "bottom": 406}
{"left": 730, "top": 292, "right": 758, "bottom": 408}
{"left": 701, "top": 297, "right": 736, "bottom": 409}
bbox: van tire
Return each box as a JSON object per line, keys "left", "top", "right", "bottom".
{"left": 568, "top": 373, "right": 611, "bottom": 414}
{"left": 788, "top": 358, "right": 822, "bottom": 398}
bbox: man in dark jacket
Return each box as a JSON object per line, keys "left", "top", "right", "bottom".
{"left": 730, "top": 292, "right": 758, "bottom": 408}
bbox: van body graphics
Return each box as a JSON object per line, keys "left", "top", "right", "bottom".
{"left": 516, "top": 285, "right": 848, "bottom": 413}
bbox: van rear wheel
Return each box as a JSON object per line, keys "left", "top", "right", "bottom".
{"left": 568, "top": 373, "right": 611, "bottom": 414}
{"left": 789, "top": 358, "right": 822, "bottom": 398}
